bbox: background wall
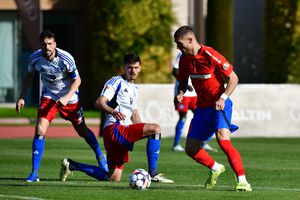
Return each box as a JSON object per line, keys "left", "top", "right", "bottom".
{"left": 137, "top": 84, "right": 300, "bottom": 138}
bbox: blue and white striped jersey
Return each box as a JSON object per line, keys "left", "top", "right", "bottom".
{"left": 100, "top": 75, "right": 138, "bottom": 127}
{"left": 28, "top": 48, "right": 79, "bottom": 103}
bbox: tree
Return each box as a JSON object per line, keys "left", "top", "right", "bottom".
{"left": 264, "top": 0, "right": 298, "bottom": 83}
{"left": 206, "top": 0, "right": 233, "bottom": 62}
{"left": 88, "top": 0, "right": 175, "bottom": 99}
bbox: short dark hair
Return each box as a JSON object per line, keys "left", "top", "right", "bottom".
{"left": 123, "top": 53, "right": 141, "bottom": 65}
{"left": 173, "top": 25, "right": 194, "bottom": 39}
{"left": 39, "top": 30, "right": 56, "bottom": 42}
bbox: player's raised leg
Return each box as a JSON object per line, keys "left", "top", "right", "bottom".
{"left": 185, "top": 138, "right": 225, "bottom": 189}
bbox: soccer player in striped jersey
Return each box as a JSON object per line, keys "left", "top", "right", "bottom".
{"left": 16, "top": 30, "right": 108, "bottom": 182}
{"left": 60, "top": 53, "right": 174, "bottom": 183}
{"left": 173, "top": 26, "right": 252, "bottom": 191}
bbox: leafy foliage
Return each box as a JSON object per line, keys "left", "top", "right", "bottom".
{"left": 264, "top": 0, "right": 298, "bottom": 83}
{"left": 206, "top": 0, "right": 233, "bottom": 62}
{"left": 88, "top": 0, "right": 175, "bottom": 93}
{"left": 288, "top": 3, "right": 300, "bottom": 83}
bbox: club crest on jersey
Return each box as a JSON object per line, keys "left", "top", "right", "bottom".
{"left": 124, "top": 88, "right": 128, "bottom": 93}
{"left": 223, "top": 62, "right": 230, "bottom": 70}
{"left": 130, "top": 97, "right": 133, "bottom": 105}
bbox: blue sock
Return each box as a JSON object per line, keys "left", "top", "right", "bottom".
{"left": 31, "top": 135, "right": 45, "bottom": 174}
{"left": 174, "top": 118, "right": 186, "bottom": 146}
{"left": 147, "top": 134, "right": 161, "bottom": 177}
{"left": 70, "top": 160, "right": 108, "bottom": 181}
{"left": 84, "top": 129, "right": 107, "bottom": 170}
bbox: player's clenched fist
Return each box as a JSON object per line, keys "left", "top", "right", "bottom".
{"left": 174, "top": 94, "right": 183, "bottom": 107}
{"left": 16, "top": 98, "right": 25, "bottom": 114}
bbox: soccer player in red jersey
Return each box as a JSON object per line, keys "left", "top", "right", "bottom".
{"left": 172, "top": 51, "right": 218, "bottom": 152}
{"left": 173, "top": 26, "right": 252, "bottom": 191}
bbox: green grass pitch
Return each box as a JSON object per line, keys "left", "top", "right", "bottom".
{"left": 0, "top": 137, "right": 299, "bottom": 200}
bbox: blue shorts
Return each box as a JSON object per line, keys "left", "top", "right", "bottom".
{"left": 187, "top": 98, "right": 239, "bottom": 141}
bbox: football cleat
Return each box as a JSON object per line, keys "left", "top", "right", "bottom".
{"left": 205, "top": 164, "right": 225, "bottom": 189}
{"left": 26, "top": 171, "right": 40, "bottom": 182}
{"left": 60, "top": 158, "right": 73, "bottom": 181}
{"left": 202, "top": 144, "right": 218, "bottom": 152}
{"left": 172, "top": 145, "right": 185, "bottom": 152}
{"left": 235, "top": 182, "right": 252, "bottom": 191}
{"left": 151, "top": 173, "right": 174, "bottom": 183}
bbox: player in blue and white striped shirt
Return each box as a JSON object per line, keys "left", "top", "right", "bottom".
{"left": 16, "top": 30, "right": 108, "bottom": 182}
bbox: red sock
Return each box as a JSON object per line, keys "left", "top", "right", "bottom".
{"left": 192, "top": 149, "right": 215, "bottom": 169}
{"left": 218, "top": 140, "right": 245, "bottom": 176}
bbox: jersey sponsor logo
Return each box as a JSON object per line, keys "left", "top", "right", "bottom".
{"left": 223, "top": 62, "right": 230, "bottom": 70}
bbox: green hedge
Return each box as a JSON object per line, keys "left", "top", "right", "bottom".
{"left": 264, "top": 0, "right": 299, "bottom": 83}
{"left": 88, "top": 0, "right": 175, "bottom": 98}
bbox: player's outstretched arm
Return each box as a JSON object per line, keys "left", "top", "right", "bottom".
{"left": 16, "top": 72, "right": 34, "bottom": 114}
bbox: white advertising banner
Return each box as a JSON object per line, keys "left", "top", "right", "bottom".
{"left": 137, "top": 84, "right": 300, "bottom": 138}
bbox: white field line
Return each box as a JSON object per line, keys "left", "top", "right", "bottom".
{"left": 172, "top": 184, "right": 300, "bottom": 192}
{"left": 0, "top": 194, "right": 49, "bottom": 200}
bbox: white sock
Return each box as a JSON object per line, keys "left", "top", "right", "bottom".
{"left": 211, "top": 162, "right": 221, "bottom": 172}
{"left": 238, "top": 175, "right": 247, "bottom": 183}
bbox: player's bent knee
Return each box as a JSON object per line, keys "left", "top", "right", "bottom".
{"left": 36, "top": 126, "right": 46, "bottom": 136}
{"left": 185, "top": 146, "right": 198, "bottom": 158}
{"left": 151, "top": 123, "right": 161, "bottom": 133}
{"left": 74, "top": 123, "right": 89, "bottom": 137}
{"left": 216, "top": 128, "right": 231, "bottom": 140}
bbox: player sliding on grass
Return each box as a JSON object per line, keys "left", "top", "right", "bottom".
{"left": 60, "top": 53, "right": 174, "bottom": 183}
{"left": 173, "top": 26, "right": 252, "bottom": 191}
{"left": 16, "top": 30, "right": 108, "bottom": 182}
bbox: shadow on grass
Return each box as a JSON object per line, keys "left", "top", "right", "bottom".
{"left": 0, "top": 177, "right": 233, "bottom": 191}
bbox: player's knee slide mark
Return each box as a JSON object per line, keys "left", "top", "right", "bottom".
{"left": 150, "top": 133, "right": 161, "bottom": 140}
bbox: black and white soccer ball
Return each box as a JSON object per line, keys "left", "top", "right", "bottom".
{"left": 128, "top": 168, "right": 151, "bottom": 190}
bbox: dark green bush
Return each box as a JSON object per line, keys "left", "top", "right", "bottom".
{"left": 264, "top": 0, "right": 298, "bottom": 83}
{"left": 88, "top": 0, "right": 175, "bottom": 92}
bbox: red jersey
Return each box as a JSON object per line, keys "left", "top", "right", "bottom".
{"left": 178, "top": 45, "right": 233, "bottom": 108}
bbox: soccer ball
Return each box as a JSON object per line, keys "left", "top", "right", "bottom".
{"left": 128, "top": 168, "right": 151, "bottom": 190}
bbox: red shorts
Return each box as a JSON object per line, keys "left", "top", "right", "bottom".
{"left": 103, "top": 122, "right": 145, "bottom": 168}
{"left": 38, "top": 97, "right": 84, "bottom": 125}
{"left": 176, "top": 96, "right": 197, "bottom": 112}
